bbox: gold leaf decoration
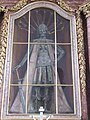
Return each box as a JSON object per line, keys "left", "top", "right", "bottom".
{"left": 9, "top": 0, "right": 28, "bottom": 11}
{"left": 79, "top": 1, "right": 90, "bottom": 18}
{"left": 76, "top": 1, "right": 90, "bottom": 96}
{"left": 0, "top": 6, "right": 5, "bottom": 12}
{"left": 76, "top": 10, "right": 86, "bottom": 96}
{"left": 55, "top": 0, "right": 74, "bottom": 12}
{"left": 0, "top": 13, "right": 9, "bottom": 88}
{"left": 8, "top": 0, "right": 74, "bottom": 12}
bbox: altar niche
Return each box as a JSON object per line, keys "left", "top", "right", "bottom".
{"left": 8, "top": 8, "right": 74, "bottom": 114}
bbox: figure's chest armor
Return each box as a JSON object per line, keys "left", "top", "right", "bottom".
{"left": 37, "top": 45, "right": 51, "bottom": 67}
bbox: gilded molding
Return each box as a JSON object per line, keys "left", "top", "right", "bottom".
{"left": 75, "top": 1, "right": 90, "bottom": 96}
{"left": 79, "top": 1, "right": 90, "bottom": 18}
{"left": 76, "top": 10, "right": 86, "bottom": 96}
{"left": 9, "top": 0, "right": 74, "bottom": 12}
{"left": 0, "top": 6, "right": 8, "bottom": 88}
{"left": 51, "top": 0, "right": 74, "bottom": 12}
{"left": 9, "top": 0, "right": 28, "bottom": 11}
{"left": 0, "top": 6, "right": 6, "bottom": 12}
{"left": 0, "top": 13, "right": 9, "bottom": 88}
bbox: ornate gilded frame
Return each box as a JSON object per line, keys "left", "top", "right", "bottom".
{"left": 0, "top": 0, "right": 90, "bottom": 119}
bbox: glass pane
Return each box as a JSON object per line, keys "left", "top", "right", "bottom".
{"left": 28, "top": 86, "right": 56, "bottom": 114}
{"left": 28, "top": 44, "right": 55, "bottom": 84}
{"left": 58, "top": 86, "right": 74, "bottom": 113}
{"left": 14, "top": 12, "right": 29, "bottom": 42}
{"left": 57, "top": 45, "right": 73, "bottom": 84}
{"left": 30, "top": 8, "right": 54, "bottom": 43}
{"left": 56, "top": 13, "right": 70, "bottom": 43}
{"left": 11, "top": 44, "right": 28, "bottom": 84}
{"left": 9, "top": 7, "right": 75, "bottom": 116}
{"left": 8, "top": 86, "right": 26, "bottom": 114}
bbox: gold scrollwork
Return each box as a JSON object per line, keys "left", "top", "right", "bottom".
{"left": 0, "top": 5, "right": 8, "bottom": 88}
{"left": 8, "top": 0, "right": 74, "bottom": 12}
{"left": 49, "top": 0, "right": 74, "bottom": 12}
{"left": 76, "top": 1, "right": 90, "bottom": 96}
{"left": 76, "top": 10, "right": 86, "bottom": 96}
{"left": 0, "top": 6, "right": 6, "bottom": 12}
{"left": 79, "top": 1, "right": 90, "bottom": 18}
{"left": 9, "top": 0, "right": 28, "bottom": 11}
{"left": 55, "top": 0, "right": 74, "bottom": 12}
{"left": 0, "top": 13, "right": 9, "bottom": 88}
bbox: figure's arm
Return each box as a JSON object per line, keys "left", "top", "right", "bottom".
{"left": 13, "top": 51, "right": 28, "bottom": 71}
{"left": 13, "top": 45, "right": 33, "bottom": 71}
{"left": 57, "top": 46, "right": 65, "bottom": 61}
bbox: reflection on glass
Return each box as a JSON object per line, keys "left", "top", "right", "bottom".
{"left": 56, "top": 13, "right": 70, "bottom": 43}
{"left": 28, "top": 86, "right": 55, "bottom": 113}
{"left": 58, "top": 86, "right": 74, "bottom": 113}
{"left": 9, "top": 86, "right": 26, "bottom": 113}
{"left": 14, "top": 12, "right": 29, "bottom": 42}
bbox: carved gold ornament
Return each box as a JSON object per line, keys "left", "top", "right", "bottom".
{"left": 79, "top": 1, "right": 90, "bottom": 18}
{"left": 76, "top": 1, "right": 90, "bottom": 96}
{"left": 0, "top": 13, "right": 9, "bottom": 88}
{"left": 0, "top": 6, "right": 6, "bottom": 12}
{"left": 9, "top": 0, "right": 28, "bottom": 11}
{"left": 76, "top": 10, "right": 86, "bottom": 96}
{"left": 0, "top": 6, "right": 8, "bottom": 88}
{"left": 9, "top": 0, "right": 74, "bottom": 12}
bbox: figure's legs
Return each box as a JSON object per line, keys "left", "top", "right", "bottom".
{"left": 41, "top": 66, "right": 53, "bottom": 112}
{"left": 31, "top": 67, "right": 41, "bottom": 112}
{"left": 35, "top": 87, "right": 41, "bottom": 111}
{"left": 41, "top": 66, "right": 46, "bottom": 84}
{"left": 31, "top": 66, "right": 54, "bottom": 113}
{"left": 43, "top": 87, "right": 49, "bottom": 111}
{"left": 47, "top": 66, "right": 53, "bottom": 83}
{"left": 46, "top": 66, "right": 54, "bottom": 112}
